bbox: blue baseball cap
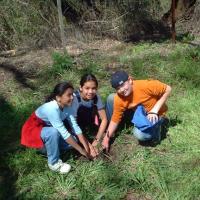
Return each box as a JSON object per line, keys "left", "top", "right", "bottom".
{"left": 111, "top": 70, "right": 129, "bottom": 89}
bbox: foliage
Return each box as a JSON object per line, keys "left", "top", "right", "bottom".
{"left": 0, "top": 0, "right": 170, "bottom": 49}
{"left": 173, "top": 47, "right": 200, "bottom": 87}
{"left": 68, "top": 0, "right": 168, "bottom": 40}
{"left": 0, "top": 0, "right": 59, "bottom": 50}
{"left": 52, "top": 51, "right": 74, "bottom": 75}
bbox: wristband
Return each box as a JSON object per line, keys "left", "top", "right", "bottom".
{"left": 147, "top": 112, "right": 158, "bottom": 116}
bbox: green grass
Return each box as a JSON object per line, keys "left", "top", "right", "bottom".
{"left": 0, "top": 41, "right": 200, "bottom": 200}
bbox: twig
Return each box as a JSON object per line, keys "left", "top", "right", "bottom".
{"left": 83, "top": 20, "right": 109, "bottom": 24}
{"left": 112, "top": 11, "right": 130, "bottom": 22}
{"left": 16, "top": 0, "right": 28, "bottom": 6}
{"left": 101, "top": 152, "right": 113, "bottom": 162}
{"left": 103, "top": 26, "right": 120, "bottom": 32}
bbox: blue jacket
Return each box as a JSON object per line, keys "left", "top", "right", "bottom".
{"left": 131, "top": 105, "right": 162, "bottom": 133}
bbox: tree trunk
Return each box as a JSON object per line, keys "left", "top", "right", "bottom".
{"left": 56, "top": 0, "right": 66, "bottom": 47}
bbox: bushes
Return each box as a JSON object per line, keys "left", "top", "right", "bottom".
{"left": 173, "top": 47, "right": 200, "bottom": 88}
{"left": 0, "top": 0, "right": 59, "bottom": 50}
{"left": 72, "top": 0, "right": 168, "bottom": 40}
{"left": 0, "top": 0, "right": 170, "bottom": 49}
{"left": 52, "top": 51, "right": 74, "bottom": 74}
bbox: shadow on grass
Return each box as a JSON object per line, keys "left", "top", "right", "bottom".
{"left": 111, "top": 111, "right": 182, "bottom": 148}
{"left": 139, "top": 116, "right": 182, "bottom": 147}
{"left": 168, "top": 116, "right": 182, "bottom": 127}
{"left": 0, "top": 96, "right": 18, "bottom": 199}
{"left": 0, "top": 154, "right": 17, "bottom": 200}
{"left": 0, "top": 97, "right": 20, "bottom": 150}
{"left": 161, "top": 116, "right": 182, "bottom": 139}
{"left": 0, "top": 94, "right": 36, "bottom": 199}
{"left": 126, "top": 31, "right": 198, "bottom": 47}
{"left": 0, "top": 63, "right": 36, "bottom": 90}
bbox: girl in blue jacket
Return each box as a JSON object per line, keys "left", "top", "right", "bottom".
{"left": 21, "top": 82, "right": 91, "bottom": 174}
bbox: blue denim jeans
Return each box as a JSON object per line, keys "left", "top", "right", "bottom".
{"left": 133, "top": 123, "right": 162, "bottom": 142}
{"left": 40, "top": 127, "right": 72, "bottom": 165}
{"left": 105, "top": 93, "right": 115, "bottom": 122}
{"left": 106, "top": 93, "right": 163, "bottom": 142}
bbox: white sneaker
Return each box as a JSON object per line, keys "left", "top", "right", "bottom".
{"left": 48, "top": 159, "right": 71, "bottom": 174}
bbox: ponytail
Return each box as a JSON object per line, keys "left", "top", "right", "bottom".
{"left": 45, "top": 82, "right": 74, "bottom": 102}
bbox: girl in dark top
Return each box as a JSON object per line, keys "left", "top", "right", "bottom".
{"left": 72, "top": 74, "right": 108, "bottom": 157}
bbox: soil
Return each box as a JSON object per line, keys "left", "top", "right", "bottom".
{"left": 0, "top": 48, "right": 52, "bottom": 90}
{"left": 0, "top": 39, "right": 125, "bottom": 92}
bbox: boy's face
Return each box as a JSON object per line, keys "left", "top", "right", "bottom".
{"left": 116, "top": 78, "right": 133, "bottom": 97}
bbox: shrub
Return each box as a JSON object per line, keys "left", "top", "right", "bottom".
{"left": 51, "top": 52, "right": 74, "bottom": 75}
{"left": 52, "top": 52, "right": 73, "bottom": 74}
{"left": 174, "top": 47, "right": 200, "bottom": 87}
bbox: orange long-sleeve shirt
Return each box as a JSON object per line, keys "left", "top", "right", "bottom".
{"left": 111, "top": 80, "right": 168, "bottom": 123}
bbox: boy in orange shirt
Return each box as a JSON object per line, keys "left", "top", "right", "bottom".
{"left": 102, "top": 70, "right": 171, "bottom": 151}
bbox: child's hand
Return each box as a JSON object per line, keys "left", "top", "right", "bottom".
{"left": 88, "top": 143, "right": 98, "bottom": 158}
{"left": 147, "top": 112, "right": 158, "bottom": 124}
{"left": 79, "top": 148, "right": 92, "bottom": 160}
{"left": 92, "top": 139, "right": 99, "bottom": 147}
{"left": 102, "top": 136, "right": 110, "bottom": 153}
{"left": 92, "top": 139, "right": 103, "bottom": 155}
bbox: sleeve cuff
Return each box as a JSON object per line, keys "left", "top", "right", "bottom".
{"left": 62, "top": 131, "right": 71, "bottom": 140}
{"left": 98, "top": 106, "right": 105, "bottom": 110}
{"left": 75, "top": 131, "right": 82, "bottom": 135}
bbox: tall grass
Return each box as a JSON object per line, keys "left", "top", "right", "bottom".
{"left": 0, "top": 41, "right": 200, "bottom": 199}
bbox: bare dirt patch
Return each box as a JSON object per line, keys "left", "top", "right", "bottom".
{"left": 0, "top": 38, "right": 128, "bottom": 95}
{"left": 103, "top": 134, "right": 139, "bottom": 163}
{"left": 125, "top": 190, "right": 152, "bottom": 200}
{"left": 0, "top": 48, "right": 53, "bottom": 91}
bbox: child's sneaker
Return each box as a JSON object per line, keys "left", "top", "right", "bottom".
{"left": 48, "top": 159, "right": 71, "bottom": 174}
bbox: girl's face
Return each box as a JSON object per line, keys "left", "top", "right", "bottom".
{"left": 57, "top": 88, "right": 74, "bottom": 107}
{"left": 80, "top": 80, "right": 97, "bottom": 100}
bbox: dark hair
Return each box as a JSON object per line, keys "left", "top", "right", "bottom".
{"left": 80, "top": 73, "right": 98, "bottom": 87}
{"left": 45, "top": 82, "right": 74, "bottom": 102}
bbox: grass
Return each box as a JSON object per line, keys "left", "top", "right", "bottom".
{"left": 0, "top": 40, "right": 200, "bottom": 200}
